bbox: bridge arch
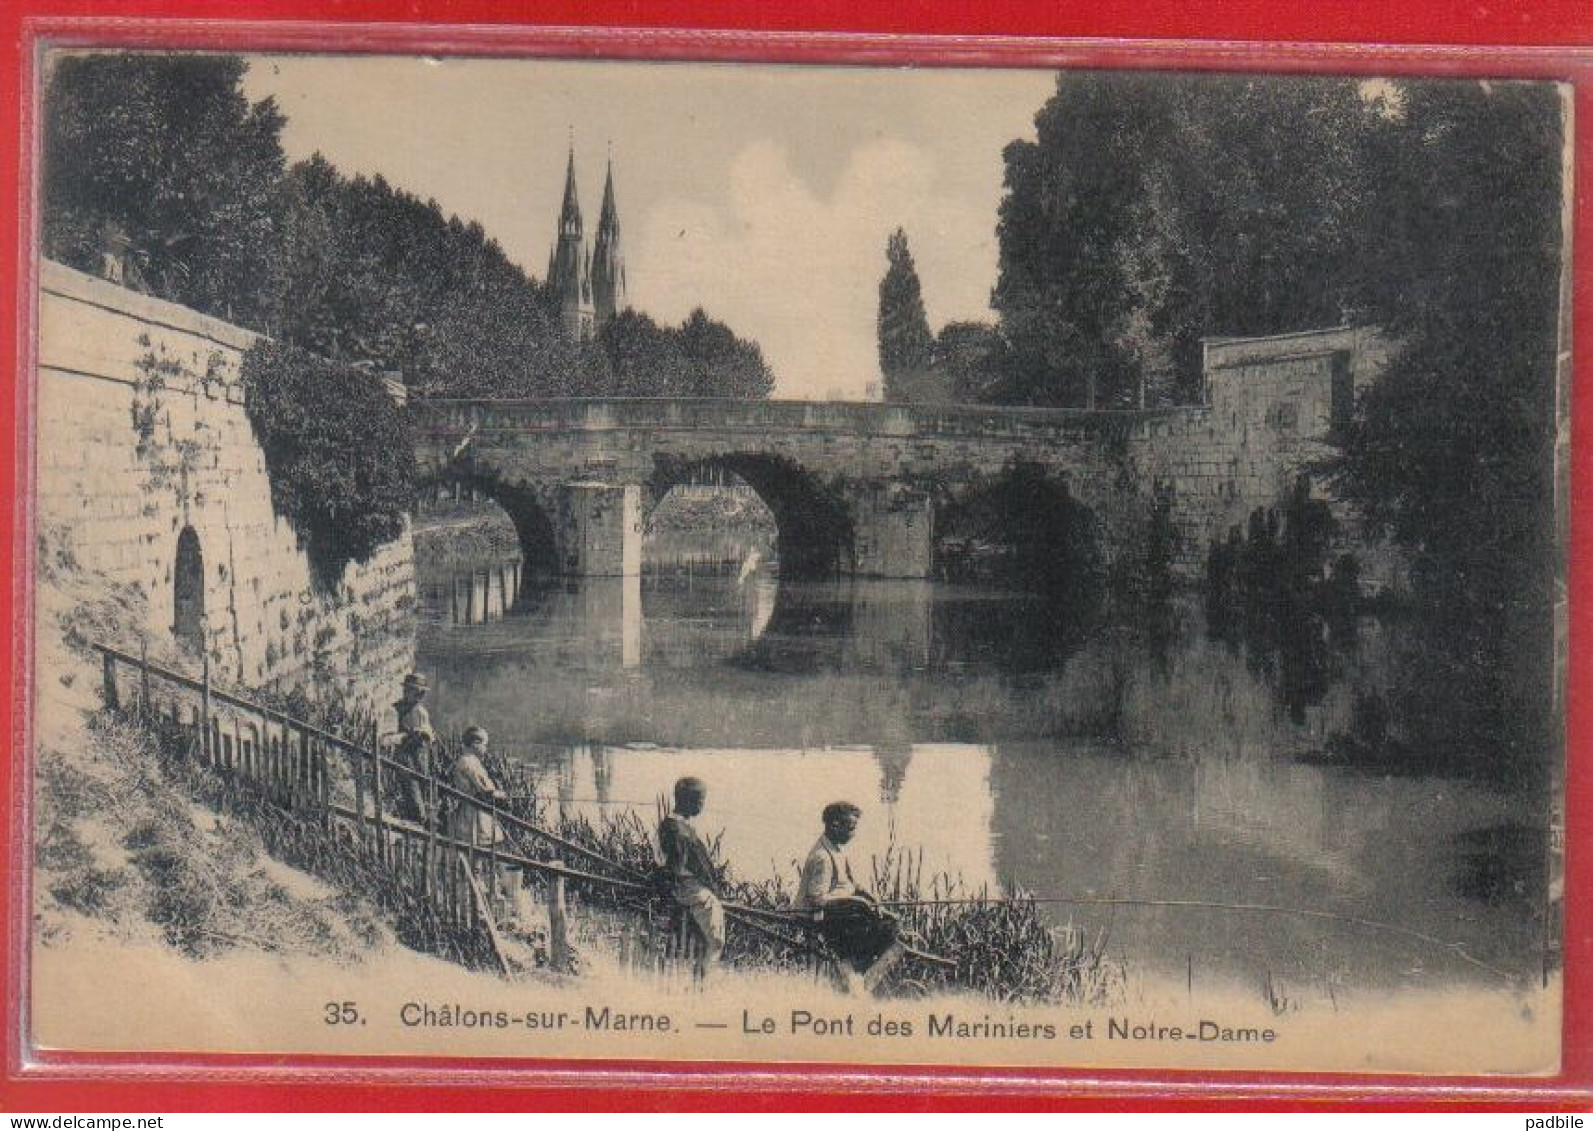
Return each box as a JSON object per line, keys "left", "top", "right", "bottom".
{"left": 649, "top": 452, "right": 856, "bottom": 580}
{"left": 414, "top": 469, "right": 560, "bottom": 578}
{"left": 935, "top": 462, "right": 1104, "bottom": 619}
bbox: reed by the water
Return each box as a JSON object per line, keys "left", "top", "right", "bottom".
{"left": 474, "top": 742, "right": 1124, "bottom": 1004}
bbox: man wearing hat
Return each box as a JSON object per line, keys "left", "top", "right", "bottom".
{"left": 382, "top": 672, "right": 437, "bottom": 828}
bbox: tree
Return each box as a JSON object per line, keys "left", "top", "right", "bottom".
{"left": 257, "top": 158, "right": 584, "bottom": 398}
{"left": 41, "top": 53, "right": 778, "bottom": 406}
{"left": 877, "top": 228, "right": 934, "bottom": 402}
{"left": 597, "top": 310, "right": 693, "bottom": 397}
{"left": 932, "top": 321, "right": 1003, "bottom": 403}
{"left": 992, "top": 72, "right": 1376, "bottom": 407}
{"left": 1336, "top": 81, "right": 1564, "bottom": 615}
{"left": 680, "top": 308, "right": 775, "bottom": 399}
{"left": 42, "top": 53, "right": 286, "bottom": 328}
{"left": 1326, "top": 80, "right": 1562, "bottom": 778}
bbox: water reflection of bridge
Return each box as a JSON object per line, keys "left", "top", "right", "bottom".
{"left": 417, "top": 567, "right": 1387, "bottom": 763}
{"left": 422, "top": 561, "right": 935, "bottom": 674}
{"left": 421, "top": 558, "right": 779, "bottom": 670}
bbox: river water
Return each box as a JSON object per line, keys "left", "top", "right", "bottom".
{"left": 413, "top": 532, "right": 1549, "bottom": 1003}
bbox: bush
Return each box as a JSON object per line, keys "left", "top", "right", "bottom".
{"left": 242, "top": 339, "right": 414, "bottom": 584}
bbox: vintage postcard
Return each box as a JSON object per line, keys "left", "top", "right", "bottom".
{"left": 25, "top": 47, "right": 1570, "bottom": 1077}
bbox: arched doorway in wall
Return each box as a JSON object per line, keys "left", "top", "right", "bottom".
{"left": 173, "top": 526, "right": 205, "bottom": 653}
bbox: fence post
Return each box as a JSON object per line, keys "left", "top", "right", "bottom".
{"left": 467, "top": 821, "right": 479, "bottom": 931}
{"left": 296, "top": 724, "right": 308, "bottom": 808}
{"left": 425, "top": 766, "right": 439, "bottom": 901}
{"left": 316, "top": 733, "right": 330, "bottom": 827}
{"left": 548, "top": 874, "right": 569, "bottom": 970}
{"left": 370, "top": 721, "right": 387, "bottom": 867}
{"left": 261, "top": 714, "right": 274, "bottom": 801}
{"left": 101, "top": 649, "right": 119, "bottom": 711}
{"left": 487, "top": 823, "right": 501, "bottom": 921}
{"left": 269, "top": 720, "right": 282, "bottom": 805}
{"left": 200, "top": 648, "right": 212, "bottom": 766}
{"left": 353, "top": 739, "right": 366, "bottom": 854}
{"left": 138, "top": 638, "right": 151, "bottom": 719}
{"left": 272, "top": 720, "right": 285, "bottom": 806}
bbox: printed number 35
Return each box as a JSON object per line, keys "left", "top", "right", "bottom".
{"left": 325, "top": 1001, "right": 361, "bottom": 1025}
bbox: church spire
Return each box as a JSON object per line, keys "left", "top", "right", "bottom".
{"left": 558, "top": 144, "right": 583, "bottom": 240}
{"left": 548, "top": 138, "right": 594, "bottom": 341}
{"left": 598, "top": 153, "right": 619, "bottom": 234}
{"left": 592, "top": 152, "right": 627, "bottom": 330}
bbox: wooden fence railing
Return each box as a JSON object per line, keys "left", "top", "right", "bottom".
{"left": 93, "top": 641, "right": 671, "bottom": 976}
{"left": 94, "top": 641, "right": 844, "bottom": 986}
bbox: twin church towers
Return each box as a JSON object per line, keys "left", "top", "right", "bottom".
{"left": 547, "top": 144, "right": 627, "bottom": 342}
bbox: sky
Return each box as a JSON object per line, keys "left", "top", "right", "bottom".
{"left": 240, "top": 56, "right": 1056, "bottom": 400}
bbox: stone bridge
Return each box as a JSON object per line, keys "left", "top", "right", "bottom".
{"left": 414, "top": 398, "right": 1155, "bottom": 580}
{"left": 411, "top": 337, "right": 1385, "bottom": 582}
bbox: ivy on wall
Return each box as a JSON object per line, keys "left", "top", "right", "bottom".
{"left": 130, "top": 336, "right": 227, "bottom": 503}
{"left": 241, "top": 339, "right": 414, "bottom": 585}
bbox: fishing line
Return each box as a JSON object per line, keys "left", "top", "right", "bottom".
{"left": 875, "top": 894, "right": 1522, "bottom": 982}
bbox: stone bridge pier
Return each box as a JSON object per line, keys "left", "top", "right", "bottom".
{"left": 554, "top": 482, "right": 644, "bottom": 577}
{"left": 848, "top": 483, "right": 936, "bottom": 578}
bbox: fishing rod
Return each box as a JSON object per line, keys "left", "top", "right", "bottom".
{"left": 876, "top": 894, "right": 1521, "bottom": 982}
{"left": 435, "top": 742, "right": 1516, "bottom": 982}
{"left": 508, "top": 792, "right": 655, "bottom": 808}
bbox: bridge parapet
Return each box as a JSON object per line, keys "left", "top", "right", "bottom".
{"left": 414, "top": 397, "right": 1197, "bottom": 445}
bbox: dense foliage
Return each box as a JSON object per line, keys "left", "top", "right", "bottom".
{"left": 241, "top": 340, "right": 416, "bottom": 582}
{"left": 1333, "top": 82, "right": 1564, "bottom": 777}
{"left": 259, "top": 154, "right": 593, "bottom": 398}
{"left": 1333, "top": 81, "right": 1563, "bottom": 616}
{"left": 679, "top": 308, "right": 777, "bottom": 399}
{"left": 990, "top": 72, "right": 1375, "bottom": 408}
{"left": 41, "top": 54, "right": 775, "bottom": 402}
{"left": 931, "top": 321, "right": 1003, "bottom": 403}
{"left": 972, "top": 73, "right": 1565, "bottom": 775}
{"left": 43, "top": 54, "right": 286, "bottom": 328}
{"left": 984, "top": 74, "right": 1563, "bottom": 587}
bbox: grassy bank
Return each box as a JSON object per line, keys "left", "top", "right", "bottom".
{"left": 411, "top": 488, "right": 777, "bottom": 572}
{"left": 647, "top": 488, "right": 776, "bottom": 535}
{"left": 32, "top": 526, "right": 392, "bottom": 963}
{"left": 412, "top": 503, "right": 521, "bottom": 570}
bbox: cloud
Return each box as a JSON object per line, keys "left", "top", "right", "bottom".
{"left": 631, "top": 138, "right": 1002, "bottom": 400}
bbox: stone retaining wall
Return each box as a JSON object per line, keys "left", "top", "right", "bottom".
{"left": 1127, "top": 326, "right": 1405, "bottom": 588}
{"left": 34, "top": 260, "right": 415, "bottom": 709}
